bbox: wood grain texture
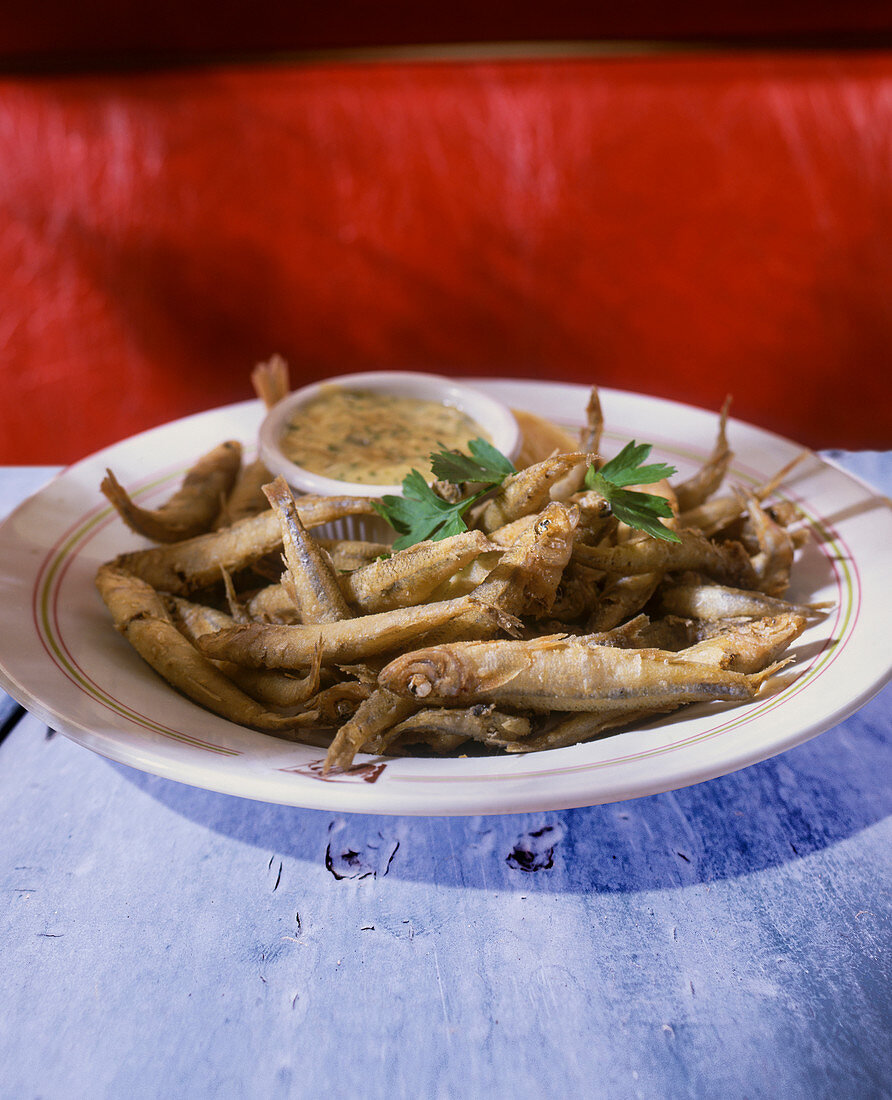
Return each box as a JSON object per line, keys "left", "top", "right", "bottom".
{"left": 0, "top": 457, "right": 889, "bottom": 1098}
{"left": 0, "top": 694, "right": 889, "bottom": 1098}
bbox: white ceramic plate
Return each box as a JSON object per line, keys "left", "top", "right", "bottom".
{"left": 1, "top": 381, "right": 890, "bottom": 815}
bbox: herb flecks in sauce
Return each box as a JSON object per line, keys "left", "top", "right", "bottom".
{"left": 281, "top": 388, "right": 489, "bottom": 485}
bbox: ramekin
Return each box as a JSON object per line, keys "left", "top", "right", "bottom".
{"left": 258, "top": 371, "right": 520, "bottom": 543}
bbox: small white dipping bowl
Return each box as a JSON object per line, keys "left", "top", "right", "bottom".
{"left": 259, "top": 371, "right": 521, "bottom": 499}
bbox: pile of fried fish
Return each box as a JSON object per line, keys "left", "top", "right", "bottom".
{"left": 96, "top": 359, "right": 824, "bottom": 772}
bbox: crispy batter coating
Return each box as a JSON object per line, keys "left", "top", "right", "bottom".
{"left": 102, "top": 441, "right": 242, "bottom": 543}
{"left": 95, "top": 379, "right": 822, "bottom": 772}
{"left": 95, "top": 565, "right": 303, "bottom": 734}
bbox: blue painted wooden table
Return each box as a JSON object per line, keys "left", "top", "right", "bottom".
{"left": 1, "top": 456, "right": 890, "bottom": 1100}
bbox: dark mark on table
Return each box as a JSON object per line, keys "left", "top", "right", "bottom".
{"left": 0, "top": 702, "right": 25, "bottom": 747}
{"left": 506, "top": 825, "right": 560, "bottom": 872}
{"left": 325, "top": 832, "right": 400, "bottom": 880}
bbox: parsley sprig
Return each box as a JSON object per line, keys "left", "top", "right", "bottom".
{"left": 374, "top": 436, "right": 680, "bottom": 550}
{"left": 429, "top": 437, "right": 516, "bottom": 485}
{"left": 372, "top": 439, "right": 515, "bottom": 551}
{"left": 585, "top": 441, "right": 680, "bottom": 542}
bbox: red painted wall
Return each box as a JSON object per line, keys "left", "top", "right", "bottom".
{"left": 2, "top": 52, "right": 891, "bottom": 462}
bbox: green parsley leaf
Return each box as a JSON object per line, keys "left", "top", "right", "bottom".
{"left": 429, "top": 437, "right": 516, "bottom": 485}
{"left": 598, "top": 440, "right": 677, "bottom": 488}
{"left": 375, "top": 435, "right": 681, "bottom": 550}
{"left": 585, "top": 443, "right": 681, "bottom": 542}
{"left": 375, "top": 438, "right": 514, "bottom": 551}
{"left": 372, "top": 469, "right": 490, "bottom": 552}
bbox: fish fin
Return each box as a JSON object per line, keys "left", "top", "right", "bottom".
{"left": 467, "top": 597, "right": 525, "bottom": 638}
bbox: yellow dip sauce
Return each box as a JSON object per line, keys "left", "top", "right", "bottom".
{"left": 281, "top": 387, "right": 489, "bottom": 485}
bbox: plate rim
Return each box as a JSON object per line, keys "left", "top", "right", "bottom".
{"left": 1, "top": 380, "right": 890, "bottom": 815}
